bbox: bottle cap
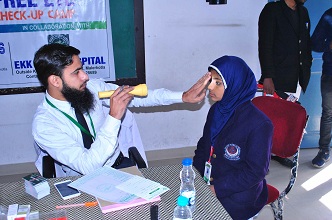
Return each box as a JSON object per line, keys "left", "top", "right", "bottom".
{"left": 182, "top": 158, "right": 193, "bottom": 166}
{"left": 177, "top": 196, "right": 189, "bottom": 206}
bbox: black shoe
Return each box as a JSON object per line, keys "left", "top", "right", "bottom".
{"left": 271, "top": 156, "right": 293, "bottom": 168}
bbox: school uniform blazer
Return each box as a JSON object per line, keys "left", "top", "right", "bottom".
{"left": 258, "top": 0, "right": 312, "bottom": 93}
{"left": 193, "top": 101, "right": 273, "bottom": 220}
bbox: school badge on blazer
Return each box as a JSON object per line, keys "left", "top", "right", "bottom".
{"left": 224, "top": 143, "right": 240, "bottom": 161}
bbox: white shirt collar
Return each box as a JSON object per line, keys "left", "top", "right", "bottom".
{"left": 45, "top": 90, "right": 72, "bottom": 112}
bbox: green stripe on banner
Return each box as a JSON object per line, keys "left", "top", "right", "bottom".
{"left": 0, "top": 21, "right": 107, "bottom": 33}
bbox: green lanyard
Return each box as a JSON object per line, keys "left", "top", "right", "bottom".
{"left": 46, "top": 97, "right": 96, "bottom": 140}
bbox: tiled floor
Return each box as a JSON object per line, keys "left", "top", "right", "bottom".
{"left": 1, "top": 148, "right": 331, "bottom": 219}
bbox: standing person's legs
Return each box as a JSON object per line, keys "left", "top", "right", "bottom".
{"left": 312, "top": 74, "right": 332, "bottom": 168}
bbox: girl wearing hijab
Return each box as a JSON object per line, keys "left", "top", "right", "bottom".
{"left": 193, "top": 56, "right": 273, "bottom": 220}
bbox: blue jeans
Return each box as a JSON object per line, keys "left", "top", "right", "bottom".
{"left": 319, "top": 74, "right": 332, "bottom": 152}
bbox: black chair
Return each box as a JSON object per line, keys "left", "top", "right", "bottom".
{"left": 128, "top": 146, "right": 147, "bottom": 168}
{"left": 42, "top": 155, "right": 56, "bottom": 178}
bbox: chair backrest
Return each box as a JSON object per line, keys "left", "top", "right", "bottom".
{"left": 42, "top": 155, "right": 56, "bottom": 178}
{"left": 34, "top": 141, "right": 56, "bottom": 178}
{"left": 128, "top": 146, "right": 147, "bottom": 168}
{"left": 252, "top": 96, "right": 307, "bottom": 158}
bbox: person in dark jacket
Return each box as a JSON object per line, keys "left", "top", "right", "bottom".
{"left": 258, "top": 0, "right": 312, "bottom": 167}
{"left": 311, "top": 8, "right": 332, "bottom": 168}
{"left": 193, "top": 56, "right": 273, "bottom": 220}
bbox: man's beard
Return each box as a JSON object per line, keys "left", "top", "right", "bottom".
{"left": 61, "top": 80, "right": 95, "bottom": 114}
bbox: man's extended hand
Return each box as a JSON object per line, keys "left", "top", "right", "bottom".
{"left": 182, "top": 72, "right": 211, "bottom": 103}
{"left": 109, "top": 86, "right": 134, "bottom": 120}
{"left": 263, "top": 78, "right": 275, "bottom": 95}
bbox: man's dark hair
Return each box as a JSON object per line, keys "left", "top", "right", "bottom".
{"left": 33, "top": 43, "right": 80, "bottom": 88}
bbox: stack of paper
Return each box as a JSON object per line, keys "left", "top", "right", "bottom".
{"left": 69, "top": 166, "right": 168, "bottom": 213}
{"left": 23, "top": 173, "right": 50, "bottom": 199}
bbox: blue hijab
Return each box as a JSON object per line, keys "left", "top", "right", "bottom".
{"left": 209, "top": 56, "right": 257, "bottom": 145}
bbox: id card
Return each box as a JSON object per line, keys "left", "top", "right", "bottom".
{"left": 203, "top": 161, "right": 212, "bottom": 185}
{"left": 287, "top": 94, "right": 298, "bottom": 103}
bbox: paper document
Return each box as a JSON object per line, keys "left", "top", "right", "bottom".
{"left": 69, "top": 166, "right": 138, "bottom": 203}
{"left": 116, "top": 175, "right": 169, "bottom": 200}
{"left": 69, "top": 165, "right": 168, "bottom": 203}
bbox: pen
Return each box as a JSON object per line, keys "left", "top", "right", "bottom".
{"left": 150, "top": 205, "right": 159, "bottom": 220}
{"left": 119, "top": 85, "right": 124, "bottom": 93}
{"left": 56, "top": 201, "right": 98, "bottom": 209}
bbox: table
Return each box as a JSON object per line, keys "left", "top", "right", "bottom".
{"left": 0, "top": 164, "right": 232, "bottom": 219}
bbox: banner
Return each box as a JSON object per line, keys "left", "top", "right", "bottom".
{"left": 0, "top": 0, "right": 115, "bottom": 90}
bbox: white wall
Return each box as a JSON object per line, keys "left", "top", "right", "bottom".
{"left": 0, "top": 0, "right": 266, "bottom": 166}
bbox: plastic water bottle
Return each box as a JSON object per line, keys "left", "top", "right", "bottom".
{"left": 179, "top": 158, "right": 196, "bottom": 213}
{"left": 173, "top": 196, "right": 192, "bottom": 220}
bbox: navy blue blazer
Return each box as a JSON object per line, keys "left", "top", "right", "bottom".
{"left": 193, "top": 101, "right": 273, "bottom": 220}
{"left": 311, "top": 8, "right": 332, "bottom": 76}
